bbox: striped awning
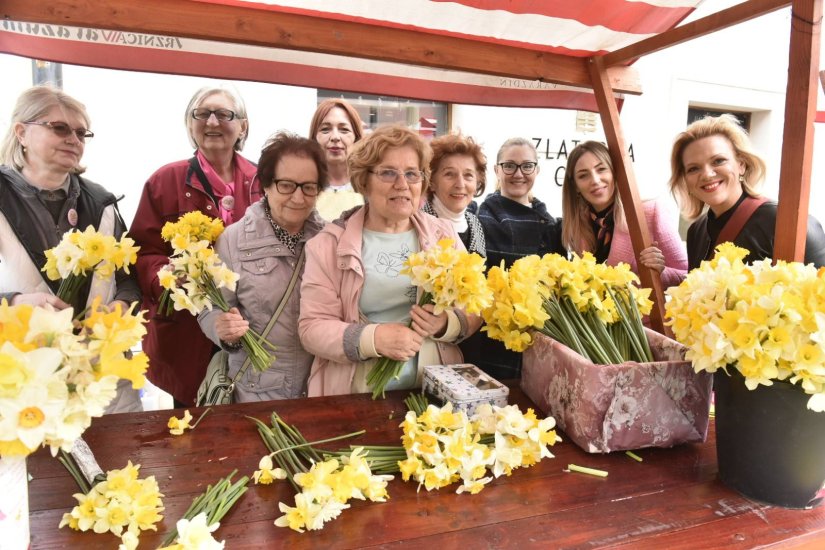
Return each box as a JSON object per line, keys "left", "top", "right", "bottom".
{"left": 0, "top": 0, "right": 702, "bottom": 109}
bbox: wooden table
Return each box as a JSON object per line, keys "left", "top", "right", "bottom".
{"left": 27, "top": 385, "right": 825, "bottom": 549}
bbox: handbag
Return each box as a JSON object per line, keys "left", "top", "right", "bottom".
{"left": 195, "top": 249, "right": 306, "bottom": 406}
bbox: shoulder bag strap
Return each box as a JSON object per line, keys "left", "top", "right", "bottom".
{"left": 231, "top": 248, "right": 307, "bottom": 384}
{"left": 713, "top": 196, "right": 769, "bottom": 249}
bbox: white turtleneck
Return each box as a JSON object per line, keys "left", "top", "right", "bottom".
{"left": 431, "top": 195, "right": 468, "bottom": 233}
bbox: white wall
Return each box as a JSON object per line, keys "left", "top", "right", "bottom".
{"left": 2, "top": 0, "right": 824, "bottom": 226}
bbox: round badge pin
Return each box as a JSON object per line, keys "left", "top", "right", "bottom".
{"left": 67, "top": 208, "right": 78, "bottom": 226}
{"left": 221, "top": 196, "right": 235, "bottom": 211}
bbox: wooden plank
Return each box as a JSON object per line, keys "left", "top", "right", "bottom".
{"left": 604, "top": 0, "right": 791, "bottom": 66}
{"left": 774, "top": 0, "right": 821, "bottom": 262}
{"left": 587, "top": 56, "right": 668, "bottom": 335}
{"left": 0, "top": 0, "right": 642, "bottom": 94}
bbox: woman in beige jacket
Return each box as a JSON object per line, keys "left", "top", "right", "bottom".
{"left": 299, "top": 125, "right": 481, "bottom": 396}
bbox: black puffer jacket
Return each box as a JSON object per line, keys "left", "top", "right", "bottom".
{"left": 687, "top": 196, "right": 825, "bottom": 270}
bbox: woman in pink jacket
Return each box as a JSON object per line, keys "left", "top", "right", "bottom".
{"left": 299, "top": 125, "right": 481, "bottom": 396}
{"left": 561, "top": 141, "right": 687, "bottom": 288}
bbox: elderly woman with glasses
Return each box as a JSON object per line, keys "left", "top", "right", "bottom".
{"left": 299, "top": 125, "right": 481, "bottom": 396}
{"left": 197, "top": 132, "right": 326, "bottom": 401}
{"left": 0, "top": 85, "right": 142, "bottom": 412}
{"left": 467, "top": 137, "right": 565, "bottom": 381}
{"left": 130, "top": 85, "right": 262, "bottom": 407}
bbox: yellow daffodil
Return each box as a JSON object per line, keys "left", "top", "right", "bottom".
{"left": 168, "top": 410, "right": 193, "bottom": 435}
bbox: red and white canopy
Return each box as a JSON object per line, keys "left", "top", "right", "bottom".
{"left": 0, "top": 0, "right": 702, "bottom": 109}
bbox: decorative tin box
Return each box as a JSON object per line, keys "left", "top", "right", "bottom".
{"left": 521, "top": 329, "right": 712, "bottom": 453}
{"left": 422, "top": 364, "right": 509, "bottom": 415}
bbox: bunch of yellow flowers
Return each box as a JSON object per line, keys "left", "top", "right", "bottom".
{"left": 273, "top": 447, "right": 393, "bottom": 532}
{"left": 483, "top": 252, "right": 653, "bottom": 364}
{"left": 59, "top": 461, "right": 164, "bottom": 548}
{"left": 666, "top": 243, "right": 825, "bottom": 412}
{"left": 160, "top": 210, "right": 224, "bottom": 251}
{"left": 398, "top": 402, "right": 560, "bottom": 495}
{"left": 42, "top": 225, "right": 139, "bottom": 304}
{"left": 0, "top": 298, "right": 147, "bottom": 457}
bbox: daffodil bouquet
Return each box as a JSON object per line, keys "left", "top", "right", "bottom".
{"left": 483, "top": 252, "right": 654, "bottom": 364}
{"left": 367, "top": 238, "right": 492, "bottom": 399}
{"left": 666, "top": 243, "right": 825, "bottom": 412}
{"left": 42, "top": 225, "right": 139, "bottom": 307}
{"left": 251, "top": 413, "right": 392, "bottom": 533}
{"left": 59, "top": 460, "right": 165, "bottom": 548}
{"left": 0, "top": 298, "right": 148, "bottom": 458}
{"left": 157, "top": 211, "right": 275, "bottom": 372}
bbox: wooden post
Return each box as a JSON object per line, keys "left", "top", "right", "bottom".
{"left": 774, "top": 0, "right": 821, "bottom": 262}
{"left": 588, "top": 56, "right": 668, "bottom": 335}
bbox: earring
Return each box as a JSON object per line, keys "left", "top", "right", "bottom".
{"left": 738, "top": 174, "right": 745, "bottom": 184}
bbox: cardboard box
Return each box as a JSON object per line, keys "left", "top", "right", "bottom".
{"left": 423, "top": 364, "right": 509, "bottom": 416}
{"left": 521, "top": 329, "right": 712, "bottom": 453}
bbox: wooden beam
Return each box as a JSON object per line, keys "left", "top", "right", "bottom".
{"left": 773, "top": 0, "right": 821, "bottom": 262}
{"left": 0, "top": 0, "right": 642, "bottom": 94}
{"left": 587, "top": 56, "right": 668, "bottom": 335}
{"left": 604, "top": 0, "right": 790, "bottom": 66}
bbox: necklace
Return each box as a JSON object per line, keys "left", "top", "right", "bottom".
{"left": 263, "top": 199, "right": 303, "bottom": 253}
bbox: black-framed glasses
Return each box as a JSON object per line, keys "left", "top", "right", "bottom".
{"left": 498, "top": 161, "right": 538, "bottom": 175}
{"left": 369, "top": 168, "right": 424, "bottom": 184}
{"left": 191, "top": 108, "right": 238, "bottom": 122}
{"left": 23, "top": 121, "right": 94, "bottom": 142}
{"left": 273, "top": 179, "right": 320, "bottom": 197}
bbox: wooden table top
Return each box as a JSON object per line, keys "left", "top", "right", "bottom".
{"left": 27, "top": 384, "right": 825, "bottom": 549}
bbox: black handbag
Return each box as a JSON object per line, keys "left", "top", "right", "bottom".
{"left": 195, "top": 249, "right": 305, "bottom": 406}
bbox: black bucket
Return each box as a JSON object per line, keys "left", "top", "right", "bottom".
{"left": 714, "top": 371, "right": 825, "bottom": 508}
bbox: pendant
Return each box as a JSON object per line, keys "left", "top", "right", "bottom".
{"left": 67, "top": 208, "right": 78, "bottom": 226}
{"left": 220, "top": 196, "right": 235, "bottom": 211}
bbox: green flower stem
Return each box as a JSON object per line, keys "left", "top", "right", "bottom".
{"left": 543, "top": 296, "right": 589, "bottom": 359}
{"left": 191, "top": 407, "right": 213, "bottom": 429}
{"left": 559, "top": 297, "right": 611, "bottom": 364}
{"left": 404, "top": 393, "right": 429, "bottom": 415}
{"left": 607, "top": 286, "right": 652, "bottom": 363}
{"left": 161, "top": 471, "right": 248, "bottom": 546}
{"left": 58, "top": 450, "right": 91, "bottom": 494}
{"left": 585, "top": 309, "right": 624, "bottom": 364}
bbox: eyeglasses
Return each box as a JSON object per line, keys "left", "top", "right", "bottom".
{"left": 369, "top": 168, "right": 424, "bottom": 184}
{"left": 191, "top": 108, "right": 238, "bottom": 122}
{"left": 23, "top": 121, "right": 94, "bottom": 142}
{"left": 272, "top": 179, "right": 320, "bottom": 197}
{"left": 497, "top": 161, "right": 538, "bottom": 175}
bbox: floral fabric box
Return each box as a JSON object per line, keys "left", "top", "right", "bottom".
{"left": 521, "top": 329, "right": 712, "bottom": 453}
{"left": 423, "top": 364, "right": 509, "bottom": 415}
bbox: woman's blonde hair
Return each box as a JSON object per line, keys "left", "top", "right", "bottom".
{"left": 494, "top": 137, "right": 538, "bottom": 201}
{"left": 1, "top": 85, "right": 91, "bottom": 174}
{"left": 348, "top": 125, "right": 431, "bottom": 196}
{"left": 561, "top": 141, "right": 625, "bottom": 253}
{"left": 184, "top": 85, "right": 249, "bottom": 152}
{"left": 669, "top": 114, "right": 766, "bottom": 220}
{"left": 427, "top": 132, "right": 487, "bottom": 200}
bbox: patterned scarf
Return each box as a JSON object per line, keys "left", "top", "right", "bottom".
{"left": 589, "top": 206, "right": 614, "bottom": 263}
{"left": 263, "top": 199, "right": 303, "bottom": 254}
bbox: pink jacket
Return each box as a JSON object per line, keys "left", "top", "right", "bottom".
{"left": 607, "top": 200, "right": 687, "bottom": 288}
{"left": 299, "top": 207, "right": 464, "bottom": 396}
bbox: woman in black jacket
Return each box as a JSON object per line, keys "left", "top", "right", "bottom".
{"left": 669, "top": 114, "right": 825, "bottom": 269}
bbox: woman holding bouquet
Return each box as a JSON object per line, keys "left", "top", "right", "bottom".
{"left": 421, "top": 132, "right": 487, "bottom": 257}
{"left": 0, "top": 85, "right": 142, "bottom": 412}
{"left": 562, "top": 141, "right": 687, "bottom": 287}
{"left": 197, "top": 132, "right": 326, "bottom": 401}
{"left": 299, "top": 125, "right": 480, "bottom": 396}
{"left": 309, "top": 98, "right": 366, "bottom": 221}
{"left": 669, "top": 114, "right": 825, "bottom": 269}
{"left": 130, "top": 85, "right": 261, "bottom": 406}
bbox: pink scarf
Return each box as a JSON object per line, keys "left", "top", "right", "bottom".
{"left": 196, "top": 150, "right": 249, "bottom": 225}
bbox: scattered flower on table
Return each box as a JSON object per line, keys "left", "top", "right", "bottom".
{"left": 42, "top": 225, "right": 139, "bottom": 305}
{"left": 59, "top": 460, "right": 164, "bottom": 548}
{"left": 0, "top": 298, "right": 147, "bottom": 458}
{"left": 666, "top": 242, "right": 825, "bottom": 412}
{"left": 168, "top": 410, "right": 194, "bottom": 435}
{"left": 252, "top": 453, "right": 287, "bottom": 484}
{"left": 159, "top": 512, "right": 224, "bottom": 550}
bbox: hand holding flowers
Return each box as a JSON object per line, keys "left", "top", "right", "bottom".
{"left": 156, "top": 211, "right": 275, "bottom": 372}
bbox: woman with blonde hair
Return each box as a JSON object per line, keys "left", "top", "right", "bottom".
{"left": 669, "top": 114, "right": 825, "bottom": 269}
{"left": 562, "top": 140, "right": 686, "bottom": 287}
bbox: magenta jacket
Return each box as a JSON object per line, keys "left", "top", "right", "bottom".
{"left": 606, "top": 200, "right": 687, "bottom": 288}
{"left": 299, "top": 207, "right": 467, "bottom": 397}
{"left": 130, "top": 154, "right": 260, "bottom": 405}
